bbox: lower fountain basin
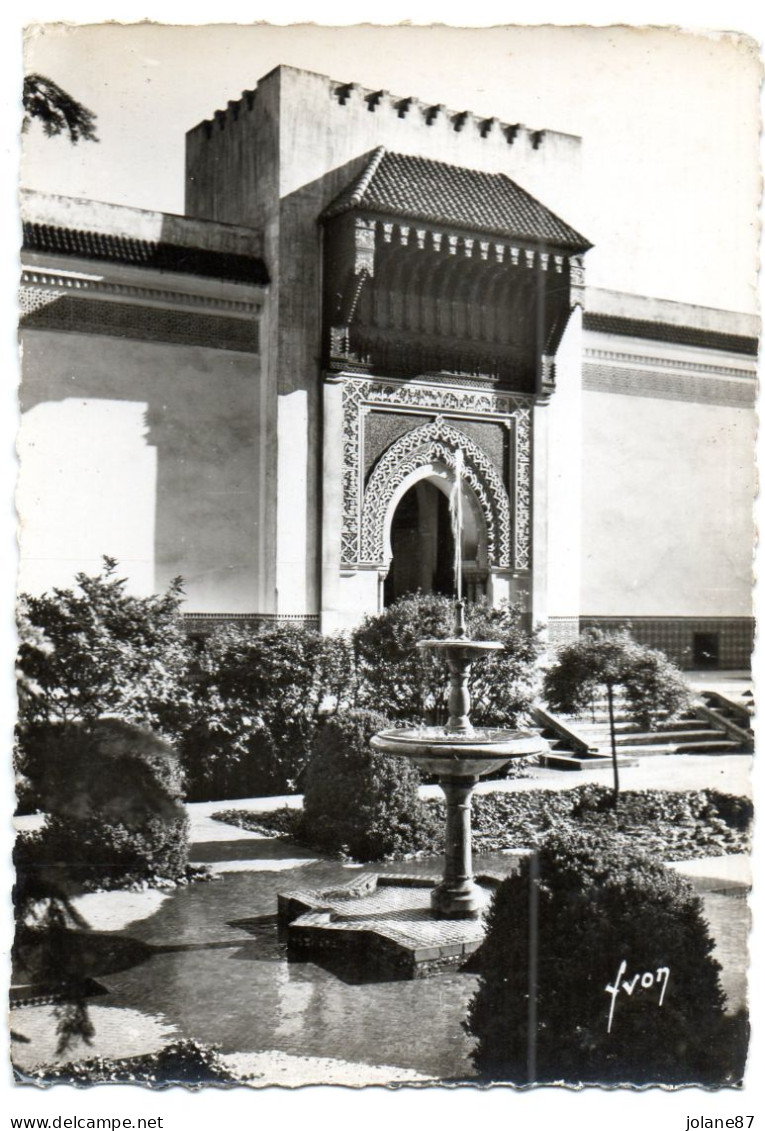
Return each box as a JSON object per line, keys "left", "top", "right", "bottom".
{"left": 370, "top": 727, "right": 548, "bottom": 778}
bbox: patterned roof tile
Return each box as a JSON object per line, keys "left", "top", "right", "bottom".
{"left": 22, "top": 222, "right": 269, "bottom": 285}
{"left": 584, "top": 312, "right": 759, "bottom": 356}
{"left": 323, "top": 148, "right": 591, "bottom": 251}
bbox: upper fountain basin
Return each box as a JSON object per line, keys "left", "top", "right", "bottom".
{"left": 370, "top": 727, "right": 549, "bottom": 778}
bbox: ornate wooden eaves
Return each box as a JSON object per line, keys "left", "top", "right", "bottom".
{"left": 326, "top": 216, "right": 377, "bottom": 357}
{"left": 323, "top": 211, "right": 585, "bottom": 396}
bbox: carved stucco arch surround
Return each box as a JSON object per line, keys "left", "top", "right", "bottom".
{"left": 359, "top": 417, "right": 513, "bottom": 569}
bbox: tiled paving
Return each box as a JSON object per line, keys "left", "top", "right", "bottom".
{"left": 282, "top": 876, "right": 488, "bottom": 958}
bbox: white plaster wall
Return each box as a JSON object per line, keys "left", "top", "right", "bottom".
{"left": 276, "top": 389, "right": 309, "bottom": 614}
{"left": 581, "top": 392, "right": 754, "bottom": 616}
{"left": 545, "top": 307, "right": 583, "bottom": 619}
{"left": 18, "top": 329, "right": 272, "bottom": 613}
{"left": 18, "top": 398, "right": 157, "bottom": 596}
{"left": 330, "top": 571, "right": 382, "bottom": 633}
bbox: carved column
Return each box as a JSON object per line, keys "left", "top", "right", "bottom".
{"left": 320, "top": 375, "right": 346, "bottom": 633}
{"left": 569, "top": 255, "right": 586, "bottom": 310}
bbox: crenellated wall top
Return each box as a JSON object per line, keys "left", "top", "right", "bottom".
{"left": 187, "top": 63, "right": 579, "bottom": 158}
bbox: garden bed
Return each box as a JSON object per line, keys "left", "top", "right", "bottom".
{"left": 18, "top": 1040, "right": 244, "bottom": 1088}
{"left": 214, "top": 785, "right": 752, "bottom": 863}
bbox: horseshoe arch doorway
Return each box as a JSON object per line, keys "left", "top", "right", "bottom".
{"left": 382, "top": 470, "right": 484, "bottom": 607}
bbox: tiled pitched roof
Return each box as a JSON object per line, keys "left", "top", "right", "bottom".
{"left": 323, "top": 148, "right": 591, "bottom": 251}
{"left": 584, "top": 312, "right": 759, "bottom": 357}
{"left": 22, "top": 222, "right": 270, "bottom": 285}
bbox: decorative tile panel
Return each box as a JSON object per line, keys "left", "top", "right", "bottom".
{"left": 339, "top": 376, "right": 532, "bottom": 571}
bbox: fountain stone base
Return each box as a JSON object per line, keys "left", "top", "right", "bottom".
{"left": 278, "top": 869, "right": 516, "bottom": 980}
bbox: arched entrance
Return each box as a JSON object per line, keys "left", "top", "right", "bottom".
{"left": 382, "top": 471, "right": 484, "bottom": 606}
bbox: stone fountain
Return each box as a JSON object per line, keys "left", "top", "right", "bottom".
{"left": 370, "top": 597, "right": 546, "bottom": 920}
{"left": 278, "top": 450, "right": 548, "bottom": 977}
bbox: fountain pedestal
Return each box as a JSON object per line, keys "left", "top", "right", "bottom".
{"left": 370, "top": 719, "right": 546, "bottom": 922}
{"left": 431, "top": 775, "right": 483, "bottom": 918}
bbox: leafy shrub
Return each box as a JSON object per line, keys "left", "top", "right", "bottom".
{"left": 301, "top": 709, "right": 442, "bottom": 861}
{"left": 15, "top": 719, "right": 189, "bottom": 896}
{"left": 353, "top": 594, "right": 541, "bottom": 727}
{"left": 178, "top": 623, "right": 354, "bottom": 800}
{"left": 16, "top": 559, "right": 191, "bottom": 811}
{"left": 213, "top": 805, "right": 304, "bottom": 841}
{"left": 468, "top": 784, "right": 751, "bottom": 859}
{"left": 544, "top": 629, "right": 692, "bottom": 806}
{"left": 707, "top": 792, "right": 754, "bottom": 832}
{"left": 467, "top": 830, "right": 741, "bottom": 1085}
{"left": 17, "top": 557, "right": 190, "bottom": 732}
{"left": 544, "top": 628, "right": 691, "bottom": 728}
{"left": 20, "top": 1039, "right": 243, "bottom": 1087}
{"left": 620, "top": 647, "right": 694, "bottom": 730}
{"left": 213, "top": 785, "right": 751, "bottom": 864}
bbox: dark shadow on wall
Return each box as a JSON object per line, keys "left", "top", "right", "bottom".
{"left": 18, "top": 304, "right": 269, "bottom": 611}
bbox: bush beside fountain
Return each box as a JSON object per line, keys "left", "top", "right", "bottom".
{"left": 302, "top": 710, "right": 442, "bottom": 861}
{"left": 353, "top": 593, "right": 541, "bottom": 728}
{"left": 467, "top": 830, "right": 748, "bottom": 1086}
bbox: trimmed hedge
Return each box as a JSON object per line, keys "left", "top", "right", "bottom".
{"left": 467, "top": 830, "right": 743, "bottom": 1085}
{"left": 178, "top": 623, "right": 354, "bottom": 800}
{"left": 301, "top": 709, "right": 442, "bottom": 861}
{"left": 215, "top": 784, "right": 751, "bottom": 864}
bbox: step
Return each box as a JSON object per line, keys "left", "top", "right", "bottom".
{"left": 674, "top": 739, "right": 743, "bottom": 754}
{"left": 616, "top": 738, "right": 743, "bottom": 756}
{"left": 574, "top": 717, "right": 710, "bottom": 736}
{"left": 577, "top": 728, "right": 715, "bottom": 746}
{"left": 539, "top": 751, "right": 639, "bottom": 772}
{"left": 612, "top": 728, "right": 726, "bottom": 747}
{"left": 565, "top": 711, "right": 677, "bottom": 727}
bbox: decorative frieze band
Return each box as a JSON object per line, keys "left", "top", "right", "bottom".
{"left": 585, "top": 347, "right": 754, "bottom": 381}
{"left": 183, "top": 612, "right": 320, "bottom": 635}
{"left": 20, "top": 291, "right": 261, "bottom": 354}
{"left": 20, "top": 272, "right": 261, "bottom": 317}
{"left": 547, "top": 616, "right": 581, "bottom": 646}
{"left": 583, "top": 363, "right": 756, "bottom": 408}
{"left": 369, "top": 217, "right": 575, "bottom": 271}
{"left": 579, "top": 616, "right": 754, "bottom": 671}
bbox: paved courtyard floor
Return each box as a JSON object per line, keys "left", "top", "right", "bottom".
{"left": 12, "top": 752, "right": 753, "bottom": 1088}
